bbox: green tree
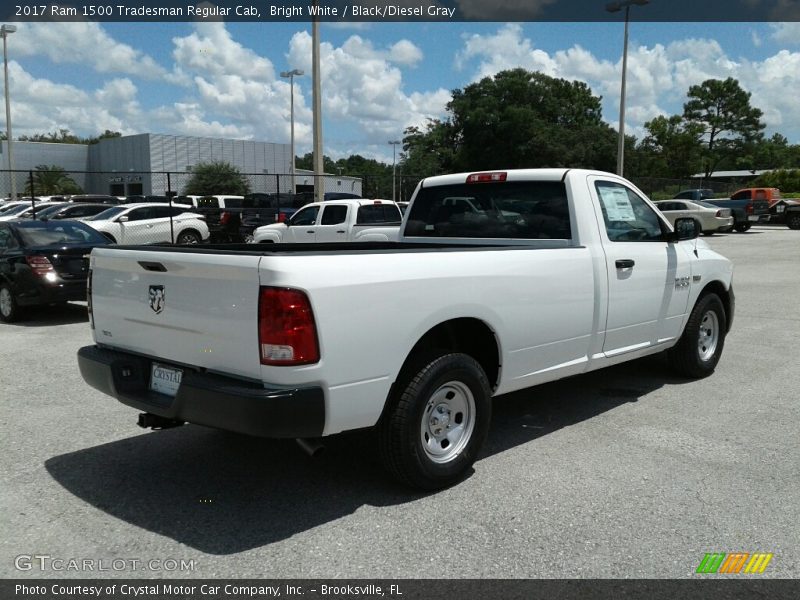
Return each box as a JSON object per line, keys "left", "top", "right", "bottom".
{"left": 24, "top": 165, "right": 82, "bottom": 195}
{"left": 410, "top": 68, "right": 617, "bottom": 173}
{"left": 400, "top": 119, "right": 458, "bottom": 178}
{"left": 640, "top": 115, "right": 704, "bottom": 178}
{"left": 682, "top": 77, "right": 765, "bottom": 178}
{"left": 183, "top": 161, "right": 250, "bottom": 195}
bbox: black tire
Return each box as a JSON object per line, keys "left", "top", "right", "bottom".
{"left": 734, "top": 223, "right": 750, "bottom": 232}
{"left": 668, "top": 293, "right": 727, "bottom": 378}
{"left": 787, "top": 212, "right": 800, "bottom": 230}
{"left": 702, "top": 231, "right": 713, "bottom": 237}
{"left": 176, "top": 229, "right": 201, "bottom": 244}
{"left": 379, "top": 352, "right": 492, "bottom": 490}
{"left": 0, "top": 284, "right": 23, "bottom": 323}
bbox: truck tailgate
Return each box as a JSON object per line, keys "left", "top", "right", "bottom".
{"left": 89, "top": 247, "right": 263, "bottom": 380}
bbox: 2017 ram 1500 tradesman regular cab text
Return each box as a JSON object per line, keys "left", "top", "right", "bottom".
{"left": 77, "top": 169, "right": 735, "bottom": 490}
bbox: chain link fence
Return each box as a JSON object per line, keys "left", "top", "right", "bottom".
{"left": 1, "top": 168, "right": 749, "bottom": 245}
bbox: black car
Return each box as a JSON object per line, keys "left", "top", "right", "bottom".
{"left": 0, "top": 220, "right": 109, "bottom": 322}
{"left": 239, "top": 193, "right": 308, "bottom": 241}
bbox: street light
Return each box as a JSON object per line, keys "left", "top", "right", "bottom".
{"left": 606, "top": 0, "right": 649, "bottom": 177}
{"left": 389, "top": 140, "right": 401, "bottom": 203}
{"left": 280, "top": 68, "right": 304, "bottom": 194}
{"left": 311, "top": 3, "right": 324, "bottom": 202}
{"left": 1, "top": 24, "right": 17, "bottom": 199}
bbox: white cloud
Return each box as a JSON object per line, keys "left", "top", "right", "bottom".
{"left": 287, "top": 31, "right": 448, "bottom": 149}
{"left": 770, "top": 23, "right": 800, "bottom": 43}
{"left": 454, "top": 25, "right": 800, "bottom": 143}
{"left": 13, "top": 22, "right": 169, "bottom": 80}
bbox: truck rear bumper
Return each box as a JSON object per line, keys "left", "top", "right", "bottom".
{"left": 77, "top": 345, "right": 325, "bottom": 438}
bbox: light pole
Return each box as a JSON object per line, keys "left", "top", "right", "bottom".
{"left": 606, "top": 0, "right": 648, "bottom": 177}
{"left": 311, "top": 3, "right": 324, "bottom": 202}
{"left": 389, "top": 140, "right": 400, "bottom": 202}
{"left": 280, "top": 68, "right": 304, "bottom": 194}
{"left": 2, "top": 24, "right": 17, "bottom": 199}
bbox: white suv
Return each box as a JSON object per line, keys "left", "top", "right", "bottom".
{"left": 82, "top": 203, "right": 209, "bottom": 245}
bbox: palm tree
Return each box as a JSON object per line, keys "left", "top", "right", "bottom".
{"left": 24, "top": 165, "right": 83, "bottom": 196}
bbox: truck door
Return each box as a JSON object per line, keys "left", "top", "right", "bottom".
{"left": 284, "top": 205, "right": 319, "bottom": 243}
{"left": 316, "top": 204, "right": 349, "bottom": 242}
{"left": 589, "top": 177, "right": 692, "bottom": 356}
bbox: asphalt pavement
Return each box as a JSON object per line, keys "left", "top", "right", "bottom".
{"left": 1, "top": 225, "right": 798, "bottom": 579}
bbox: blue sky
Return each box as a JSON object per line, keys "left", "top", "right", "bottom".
{"left": 5, "top": 21, "right": 800, "bottom": 164}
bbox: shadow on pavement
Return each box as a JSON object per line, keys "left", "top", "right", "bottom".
{"left": 45, "top": 354, "right": 691, "bottom": 554}
{"left": 6, "top": 302, "right": 88, "bottom": 327}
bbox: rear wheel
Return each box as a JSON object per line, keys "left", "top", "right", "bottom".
{"left": 0, "top": 284, "right": 23, "bottom": 323}
{"left": 668, "top": 293, "right": 727, "bottom": 378}
{"left": 787, "top": 212, "right": 800, "bottom": 230}
{"left": 734, "top": 223, "right": 750, "bottom": 232}
{"left": 176, "top": 230, "right": 201, "bottom": 244}
{"left": 379, "top": 352, "right": 491, "bottom": 490}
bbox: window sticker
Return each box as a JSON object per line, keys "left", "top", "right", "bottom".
{"left": 598, "top": 186, "right": 636, "bottom": 221}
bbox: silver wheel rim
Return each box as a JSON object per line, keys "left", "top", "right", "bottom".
{"left": 178, "top": 233, "right": 198, "bottom": 244}
{"left": 0, "top": 288, "right": 11, "bottom": 317}
{"left": 420, "top": 380, "right": 475, "bottom": 464}
{"left": 697, "top": 310, "right": 719, "bottom": 362}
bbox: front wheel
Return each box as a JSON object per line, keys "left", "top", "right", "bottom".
{"left": 787, "top": 212, "right": 800, "bottom": 230}
{"left": 378, "top": 352, "right": 492, "bottom": 490}
{"left": 668, "top": 293, "right": 727, "bottom": 378}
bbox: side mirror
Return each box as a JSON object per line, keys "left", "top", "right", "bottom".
{"left": 669, "top": 217, "right": 700, "bottom": 242}
{"left": 117, "top": 215, "right": 129, "bottom": 223}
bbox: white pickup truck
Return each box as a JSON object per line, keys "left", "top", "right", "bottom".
{"left": 77, "top": 169, "right": 734, "bottom": 490}
{"left": 251, "top": 198, "right": 401, "bottom": 244}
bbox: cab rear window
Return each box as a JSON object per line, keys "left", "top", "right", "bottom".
{"left": 405, "top": 181, "right": 571, "bottom": 239}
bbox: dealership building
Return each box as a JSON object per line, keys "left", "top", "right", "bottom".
{"left": 1, "top": 133, "right": 361, "bottom": 197}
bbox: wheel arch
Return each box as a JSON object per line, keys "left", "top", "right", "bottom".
{"left": 697, "top": 280, "right": 733, "bottom": 333}
{"left": 392, "top": 317, "right": 501, "bottom": 393}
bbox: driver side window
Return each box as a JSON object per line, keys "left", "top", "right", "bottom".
{"left": 595, "top": 181, "right": 665, "bottom": 242}
{"left": 290, "top": 206, "right": 319, "bottom": 226}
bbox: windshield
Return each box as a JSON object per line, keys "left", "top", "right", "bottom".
{"left": 1, "top": 204, "right": 36, "bottom": 216}
{"left": 34, "top": 204, "right": 69, "bottom": 218}
{"left": 15, "top": 221, "right": 110, "bottom": 246}
{"left": 86, "top": 206, "right": 126, "bottom": 221}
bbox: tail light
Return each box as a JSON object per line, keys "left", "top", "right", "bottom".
{"left": 277, "top": 213, "right": 287, "bottom": 223}
{"left": 466, "top": 172, "right": 507, "bottom": 184}
{"left": 220, "top": 211, "right": 231, "bottom": 225}
{"left": 26, "top": 255, "right": 55, "bottom": 276}
{"left": 746, "top": 203, "right": 754, "bottom": 215}
{"left": 258, "top": 287, "right": 319, "bottom": 366}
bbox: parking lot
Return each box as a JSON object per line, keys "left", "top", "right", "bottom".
{"left": 1, "top": 225, "right": 798, "bottom": 579}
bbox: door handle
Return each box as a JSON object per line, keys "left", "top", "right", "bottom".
{"left": 306, "top": 230, "right": 314, "bottom": 234}
{"left": 336, "top": 230, "right": 345, "bottom": 234}
{"left": 615, "top": 259, "right": 635, "bottom": 269}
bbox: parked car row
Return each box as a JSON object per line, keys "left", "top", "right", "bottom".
{"left": 659, "top": 189, "right": 772, "bottom": 233}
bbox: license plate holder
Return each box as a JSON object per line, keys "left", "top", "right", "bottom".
{"left": 149, "top": 363, "right": 183, "bottom": 397}
{"left": 747, "top": 215, "right": 759, "bottom": 222}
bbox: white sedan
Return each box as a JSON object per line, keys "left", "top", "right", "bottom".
{"left": 82, "top": 203, "right": 209, "bottom": 245}
{"left": 653, "top": 200, "right": 734, "bottom": 236}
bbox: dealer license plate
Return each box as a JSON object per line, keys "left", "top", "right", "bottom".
{"left": 150, "top": 363, "right": 183, "bottom": 397}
